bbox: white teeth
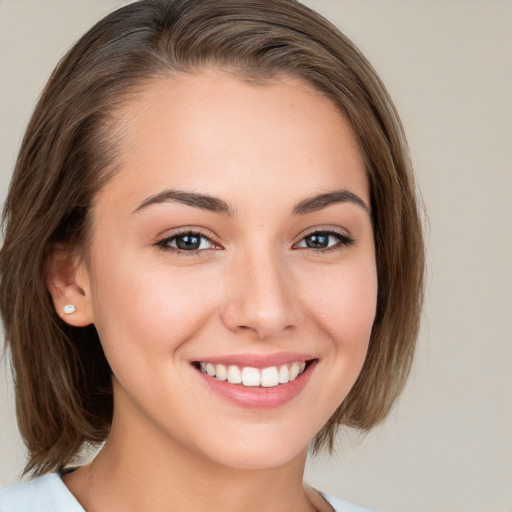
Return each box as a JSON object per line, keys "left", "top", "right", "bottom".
{"left": 289, "top": 362, "right": 300, "bottom": 381}
{"left": 199, "top": 361, "right": 309, "bottom": 386}
{"left": 278, "top": 364, "right": 290, "bottom": 384}
{"left": 215, "top": 364, "right": 227, "bottom": 381}
{"left": 227, "top": 365, "right": 242, "bottom": 384}
{"left": 242, "top": 367, "right": 261, "bottom": 387}
{"left": 260, "top": 366, "right": 279, "bottom": 387}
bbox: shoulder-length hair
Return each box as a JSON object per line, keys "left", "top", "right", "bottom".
{"left": 0, "top": 0, "right": 424, "bottom": 476}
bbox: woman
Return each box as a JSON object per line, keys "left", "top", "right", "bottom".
{"left": 0, "top": 0, "right": 424, "bottom": 510}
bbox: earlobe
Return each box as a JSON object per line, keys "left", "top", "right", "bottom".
{"left": 46, "top": 245, "right": 94, "bottom": 327}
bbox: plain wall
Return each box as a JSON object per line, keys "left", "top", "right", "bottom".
{"left": 1, "top": 1, "right": 511, "bottom": 511}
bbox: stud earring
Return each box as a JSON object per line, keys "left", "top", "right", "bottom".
{"left": 64, "top": 304, "right": 77, "bottom": 315}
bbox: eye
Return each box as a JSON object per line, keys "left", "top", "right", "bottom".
{"left": 294, "top": 230, "right": 354, "bottom": 251}
{"left": 155, "top": 231, "right": 218, "bottom": 252}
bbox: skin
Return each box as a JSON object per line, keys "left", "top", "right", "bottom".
{"left": 48, "top": 70, "right": 377, "bottom": 512}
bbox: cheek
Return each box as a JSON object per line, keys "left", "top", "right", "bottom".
{"left": 89, "top": 259, "right": 222, "bottom": 369}
{"left": 301, "top": 258, "right": 378, "bottom": 347}
{"left": 301, "top": 259, "right": 376, "bottom": 410}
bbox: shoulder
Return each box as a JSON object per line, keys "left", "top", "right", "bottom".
{"left": 320, "top": 490, "right": 382, "bottom": 512}
{"left": 0, "top": 473, "right": 84, "bottom": 512}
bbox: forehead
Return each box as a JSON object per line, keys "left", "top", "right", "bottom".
{"left": 98, "top": 70, "right": 368, "bottom": 212}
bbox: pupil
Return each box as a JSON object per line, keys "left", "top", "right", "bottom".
{"left": 176, "top": 234, "right": 200, "bottom": 250}
{"left": 306, "top": 234, "right": 328, "bottom": 248}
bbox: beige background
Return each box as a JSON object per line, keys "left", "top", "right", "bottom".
{"left": 1, "top": 1, "right": 511, "bottom": 511}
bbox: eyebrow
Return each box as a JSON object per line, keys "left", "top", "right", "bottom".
{"left": 133, "top": 189, "right": 234, "bottom": 216}
{"left": 133, "top": 188, "right": 370, "bottom": 217}
{"left": 292, "top": 190, "right": 371, "bottom": 216}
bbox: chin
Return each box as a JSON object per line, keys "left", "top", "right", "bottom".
{"left": 192, "top": 428, "right": 311, "bottom": 471}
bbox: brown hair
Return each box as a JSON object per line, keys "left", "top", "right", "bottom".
{"left": 0, "top": 0, "right": 424, "bottom": 476}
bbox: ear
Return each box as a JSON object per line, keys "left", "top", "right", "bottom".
{"left": 46, "top": 245, "right": 95, "bottom": 327}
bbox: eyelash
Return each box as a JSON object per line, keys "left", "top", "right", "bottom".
{"left": 154, "top": 230, "right": 220, "bottom": 255}
{"left": 294, "top": 229, "right": 355, "bottom": 253}
{"left": 154, "top": 229, "right": 355, "bottom": 255}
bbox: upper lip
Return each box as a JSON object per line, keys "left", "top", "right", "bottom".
{"left": 192, "top": 352, "right": 318, "bottom": 369}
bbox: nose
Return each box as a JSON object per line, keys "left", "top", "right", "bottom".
{"left": 220, "top": 247, "right": 301, "bottom": 340}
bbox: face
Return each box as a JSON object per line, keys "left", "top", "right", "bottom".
{"left": 73, "top": 70, "right": 377, "bottom": 470}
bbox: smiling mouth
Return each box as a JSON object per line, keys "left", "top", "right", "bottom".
{"left": 193, "top": 360, "right": 316, "bottom": 387}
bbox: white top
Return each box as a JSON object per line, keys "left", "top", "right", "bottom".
{"left": 0, "top": 473, "right": 379, "bottom": 511}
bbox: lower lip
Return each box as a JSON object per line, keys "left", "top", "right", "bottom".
{"left": 196, "top": 362, "right": 316, "bottom": 409}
